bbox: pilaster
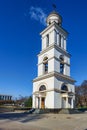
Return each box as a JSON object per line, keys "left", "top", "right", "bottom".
{"left": 64, "top": 38, "right": 66, "bottom": 50}
{"left": 57, "top": 33, "right": 59, "bottom": 46}
{"left": 61, "top": 36, "right": 64, "bottom": 49}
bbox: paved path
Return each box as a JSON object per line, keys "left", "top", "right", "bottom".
{"left": 0, "top": 112, "right": 87, "bottom": 130}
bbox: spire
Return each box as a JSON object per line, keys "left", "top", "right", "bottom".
{"left": 46, "top": 8, "right": 62, "bottom": 26}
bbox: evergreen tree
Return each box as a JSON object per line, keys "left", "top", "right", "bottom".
{"left": 24, "top": 96, "right": 32, "bottom": 107}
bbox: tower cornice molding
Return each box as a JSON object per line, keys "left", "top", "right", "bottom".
{"left": 38, "top": 44, "right": 71, "bottom": 58}
{"left": 40, "top": 21, "right": 68, "bottom": 37}
{"left": 33, "top": 71, "right": 75, "bottom": 83}
{"left": 33, "top": 88, "right": 75, "bottom": 95}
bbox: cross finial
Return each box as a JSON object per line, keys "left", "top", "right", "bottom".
{"left": 52, "top": 4, "right": 56, "bottom": 10}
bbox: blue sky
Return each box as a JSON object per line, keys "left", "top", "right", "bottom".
{"left": 0, "top": 0, "right": 87, "bottom": 99}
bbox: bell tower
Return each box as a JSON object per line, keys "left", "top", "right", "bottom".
{"left": 33, "top": 10, "right": 75, "bottom": 109}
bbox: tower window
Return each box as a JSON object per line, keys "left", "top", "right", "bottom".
{"left": 59, "top": 34, "right": 61, "bottom": 47}
{"left": 61, "top": 85, "right": 68, "bottom": 93}
{"left": 60, "top": 63, "right": 64, "bottom": 74}
{"left": 44, "top": 61, "right": 48, "bottom": 74}
{"left": 39, "top": 85, "right": 46, "bottom": 91}
{"left": 46, "top": 34, "right": 49, "bottom": 47}
{"left": 59, "top": 55, "right": 64, "bottom": 74}
{"left": 43, "top": 57, "right": 48, "bottom": 74}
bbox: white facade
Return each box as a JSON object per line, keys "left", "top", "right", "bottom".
{"left": 33, "top": 11, "right": 75, "bottom": 109}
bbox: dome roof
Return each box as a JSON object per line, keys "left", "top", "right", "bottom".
{"left": 49, "top": 11, "right": 59, "bottom": 15}
{"left": 46, "top": 11, "right": 62, "bottom": 26}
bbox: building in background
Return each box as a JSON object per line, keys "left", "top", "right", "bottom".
{"left": 33, "top": 10, "right": 75, "bottom": 109}
{"left": 0, "top": 94, "right": 12, "bottom": 105}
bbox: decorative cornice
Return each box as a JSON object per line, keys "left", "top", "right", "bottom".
{"left": 33, "top": 72, "right": 54, "bottom": 82}
{"left": 33, "top": 88, "right": 56, "bottom": 94}
{"left": 33, "top": 88, "right": 75, "bottom": 95}
{"left": 38, "top": 44, "right": 54, "bottom": 56}
{"left": 55, "top": 44, "right": 71, "bottom": 57}
{"left": 40, "top": 22, "right": 55, "bottom": 35}
{"left": 33, "top": 71, "right": 75, "bottom": 83}
{"left": 38, "top": 44, "right": 71, "bottom": 58}
{"left": 40, "top": 22, "right": 68, "bottom": 37}
{"left": 54, "top": 72, "right": 76, "bottom": 83}
{"left": 55, "top": 22, "right": 68, "bottom": 36}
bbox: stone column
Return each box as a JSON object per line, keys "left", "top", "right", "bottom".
{"left": 39, "top": 97, "right": 41, "bottom": 108}
{"left": 57, "top": 33, "right": 59, "bottom": 46}
{"left": 38, "top": 97, "right": 40, "bottom": 108}
{"left": 41, "top": 37, "right": 43, "bottom": 50}
{"left": 55, "top": 30, "right": 57, "bottom": 44}
{"left": 71, "top": 98, "right": 73, "bottom": 108}
{"left": 33, "top": 95, "right": 36, "bottom": 108}
{"left": 35, "top": 96, "right": 36, "bottom": 108}
{"left": 46, "top": 35, "right": 49, "bottom": 47}
{"left": 64, "top": 38, "right": 66, "bottom": 50}
{"left": 42, "top": 37, "right": 46, "bottom": 50}
{"left": 53, "top": 30, "right": 57, "bottom": 44}
{"left": 66, "top": 97, "right": 68, "bottom": 108}
{"left": 35, "top": 96, "right": 39, "bottom": 108}
{"left": 64, "top": 64, "right": 66, "bottom": 75}
{"left": 61, "top": 36, "right": 64, "bottom": 49}
{"left": 42, "top": 63, "right": 45, "bottom": 75}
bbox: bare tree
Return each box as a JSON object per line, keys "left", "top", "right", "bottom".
{"left": 75, "top": 80, "right": 87, "bottom": 107}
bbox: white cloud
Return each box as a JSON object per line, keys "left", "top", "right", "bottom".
{"left": 29, "top": 6, "right": 47, "bottom": 26}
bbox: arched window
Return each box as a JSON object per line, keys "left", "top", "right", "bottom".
{"left": 39, "top": 85, "right": 46, "bottom": 91}
{"left": 59, "top": 55, "right": 64, "bottom": 74}
{"left": 60, "top": 55, "right": 64, "bottom": 61}
{"left": 61, "top": 85, "right": 68, "bottom": 93}
{"left": 43, "top": 57, "right": 48, "bottom": 74}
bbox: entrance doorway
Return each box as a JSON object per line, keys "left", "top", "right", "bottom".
{"left": 41, "top": 97, "right": 45, "bottom": 109}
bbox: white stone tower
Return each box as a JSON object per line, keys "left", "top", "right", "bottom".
{"left": 33, "top": 10, "right": 75, "bottom": 109}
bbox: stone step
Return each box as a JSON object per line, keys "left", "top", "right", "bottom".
{"left": 25, "top": 108, "right": 83, "bottom": 114}
{"left": 58, "top": 109, "right": 83, "bottom": 114}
